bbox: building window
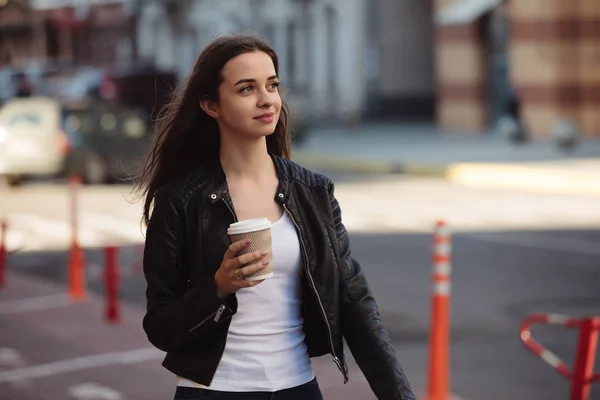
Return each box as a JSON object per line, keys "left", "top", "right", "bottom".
{"left": 286, "top": 21, "right": 296, "bottom": 87}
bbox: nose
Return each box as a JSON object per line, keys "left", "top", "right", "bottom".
{"left": 257, "top": 89, "right": 274, "bottom": 109}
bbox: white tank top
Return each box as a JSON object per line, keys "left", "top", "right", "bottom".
{"left": 177, "top": 212, "right": 315, "bottom": 391}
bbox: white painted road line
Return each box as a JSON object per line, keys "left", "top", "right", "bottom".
{"left": 0, "top": 294, "right": 74, "bottom": 315}
{"left": 69, "top": 382, "right": 124, "bottom": 400}
{"left": 0, "top": 348, "right": 26, "bottom": 367}
{"left": 8, "top": 213, "right": 100, "bottom": 245}
{"left": 0, "top": 348, "right": 163, "bottom": 384}
{"left": 463, "top": 232, "right": 600, "bottom": 257}
{"left": 80, "top": 212, "right": 145, "bottom": 244}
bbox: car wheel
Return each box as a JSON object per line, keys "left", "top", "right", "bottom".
{"left": 82, "top": 153, "right": 109, "bottom": 185}
{"left": 6, "top": 175, "right": 23, "bottom": 187}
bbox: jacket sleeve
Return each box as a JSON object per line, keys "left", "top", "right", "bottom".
{"left": 142, "top": 188, "right": 234, "bottom": 353}
{"left": 328, "top": 181, "right": 415, "bottom": 400}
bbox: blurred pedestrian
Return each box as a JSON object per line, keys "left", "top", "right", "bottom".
{"left": 135, "top": 34, "right": 415, "bottom": 400}
{"left": 14, "top": 72, "right": 33, "bottom": 97}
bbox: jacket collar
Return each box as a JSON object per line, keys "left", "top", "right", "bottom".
{"left": 206, "top": 153, "right": 290, "bottom": 205}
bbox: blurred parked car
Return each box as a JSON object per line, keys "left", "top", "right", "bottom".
{"left": 39, "top": 66, "right": 104, "bottom": 104}
{"left": 63, "top": 100, "right": 151, "bottom": 185}
{"left": 0, "top": 97, "right": 70, "bottom": 185}
{"left": 104, "top": 66, "right": 178, "bottom": 120}
{"left": 0, "top": 96, "right": 152, "bottom": 186}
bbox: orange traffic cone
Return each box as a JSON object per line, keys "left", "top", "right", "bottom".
{"left": 68, "top": 175, "right": 85, "bottom": 301}
{"left": 427, "top": 220, "right": 452, "bottom": 400}
{"left": 68, "top": 238, "right": 85, "bottom": 302}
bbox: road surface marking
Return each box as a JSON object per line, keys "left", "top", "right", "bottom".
{"left": 0, "top": 348, "right": 31, "bottom": 387}
{"left": 8, "top": 213, "right": 101, "bottom": 247}
{"left": 463, "top": 232, "right": 600, "bottom": 257}
{"left": 0, "top": 348, "right": 25, "bottom": 367}
{"left": 0, "top": 294, "right": 73, "bottom": 315}
{"left": 0, "top": 348, "right": 163, "bottom": 384}
{"left": 344, "top": 214, "right": 600, "bottom": 257}
{"left": 80, "top": 212, "right": 144, "bottom": 243}
{"left": 69, "top": 382, "right": 124, "bottom": 400}
{"left": 4, "top": 212, "right": 144, "bottom": 252}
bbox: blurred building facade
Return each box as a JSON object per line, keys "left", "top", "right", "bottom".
{"left": 0, "top": 0, "right": 44, "bottom": 66}
{"left": 0, "top": 0, "right": 134, "bottom": 69}
{"left": 435, "top": 0, "right": 600, "bottom": 137}
{"left": 137, "top": 0, "right": 436, "bottom": 123}
{"left": 0, "top": 0, "right": 135, "bottom": 102}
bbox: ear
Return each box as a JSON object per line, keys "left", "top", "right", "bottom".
{"left": 199, "top": 100, "right": 220, "bottom": 119}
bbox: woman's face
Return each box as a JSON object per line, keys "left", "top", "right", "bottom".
{"left": 210, "top": 51, "right": 281, "bottom": 140}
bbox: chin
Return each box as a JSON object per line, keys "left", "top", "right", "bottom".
{"left": 249, "top": 127, "right": 276, "bottom": 138}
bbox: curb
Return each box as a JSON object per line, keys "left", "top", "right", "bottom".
{"left": 446, "top": 163, "right": 600, "bottom": 196}
{"left": 292, "top": 151, "right": 600, "bottom": 196}
{"left": 291, "top": 151, "right": 448, "bottom": 176}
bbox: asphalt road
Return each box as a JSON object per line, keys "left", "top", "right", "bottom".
{"left": 2, "top": 172, "right": 599, "bottom": 400}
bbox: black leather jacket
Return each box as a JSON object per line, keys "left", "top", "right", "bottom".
{"left": 142, "top": 155, "right": 415, "bottom": 399}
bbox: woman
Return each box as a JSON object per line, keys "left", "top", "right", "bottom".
{"left": 136, "top": 34, "right": 415, "bottom": 400}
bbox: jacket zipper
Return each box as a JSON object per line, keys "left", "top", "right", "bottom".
{"left": 283, "top": 203, "right": 346, "bottom": 381}
{"left": 220, "top": 194, "right": 346, "bottom": 379}
{"left": 189, "top": 198, "right": 238, "bottom": 333}
{"left": 188, "top": 304, "right": 228, "bottom": 332}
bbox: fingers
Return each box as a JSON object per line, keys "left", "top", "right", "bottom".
{"left": 234, "top": 258, "right": 269, "bottom": 280}
{"left": 246, "top": 279, "right": 265, "bottom": 287}
{"left": 224, "top": 239, "right": 252, "bottom": 260}
{"left": 230, "top": 250, "right": 268, "bottom": 269}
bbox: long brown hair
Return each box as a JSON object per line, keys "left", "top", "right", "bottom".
{"left": 134, "top": 35, "right": 291, "bottom": 225}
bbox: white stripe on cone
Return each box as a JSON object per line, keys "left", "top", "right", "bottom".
{"left": 434, "top": 263, "right": 452, "bottom": 276}
{"left": 433, "top": 281, "right": 451, "bottom": 296}
{"left": 435, "top": 226, "right": 450, "bottom": 236}
{"left": 434, "top": 243, "right": 452, "bottom": 255}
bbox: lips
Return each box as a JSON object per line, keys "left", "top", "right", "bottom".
{"left": 254, "top": 113, "right": 275, "bottom": 123}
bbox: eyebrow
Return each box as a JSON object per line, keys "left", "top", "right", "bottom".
{"left": 234, "top": 75, "right": 278, "bottom": 86}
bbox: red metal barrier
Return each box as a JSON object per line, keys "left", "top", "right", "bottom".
{"left": 104, "top": 246, "right": 120, "bottom": 324}
{"left": 520, "top": 313, "right": 600, "bottom": 400}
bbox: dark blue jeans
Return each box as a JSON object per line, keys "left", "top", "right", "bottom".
{"left": 173, "top": 377, "right": 323, "bottom": 400}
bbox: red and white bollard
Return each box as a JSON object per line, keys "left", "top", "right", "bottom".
{"left": 104, "top": 246, "right": 120, "bottom": 324}
{"left": 427, "top": 220, "right": 452, "bottom": 400}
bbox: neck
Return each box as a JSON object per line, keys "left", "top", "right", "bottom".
{"left": 219, "top": 134, "right": 273, "bottom": 181}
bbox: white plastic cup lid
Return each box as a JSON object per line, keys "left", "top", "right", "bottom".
{"left": 227, "top": 218, "right": 272, "bottom": 235}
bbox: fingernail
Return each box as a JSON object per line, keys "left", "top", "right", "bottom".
{"left": 260, "top": 250, "right": 267, "bottom": 255}
{"left": 246, "top": 239, "right": 252, "bottom": 245}
{"left": 262, "top": 259, "right": 269, "bottom": 265}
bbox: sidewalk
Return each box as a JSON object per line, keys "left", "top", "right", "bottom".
{"left": 0, "top": 272, "right": 381, "bottom": 399}
{"left": 291, "top": 123, "right": 600, "bottom": 196}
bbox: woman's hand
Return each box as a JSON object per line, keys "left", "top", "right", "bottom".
{"left": 214, "top": 239, "right": 268, "bottom": 298}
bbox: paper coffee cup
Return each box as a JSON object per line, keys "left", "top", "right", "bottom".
{"left": 227, "top": 218, "right": 274, "bottom": 281}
